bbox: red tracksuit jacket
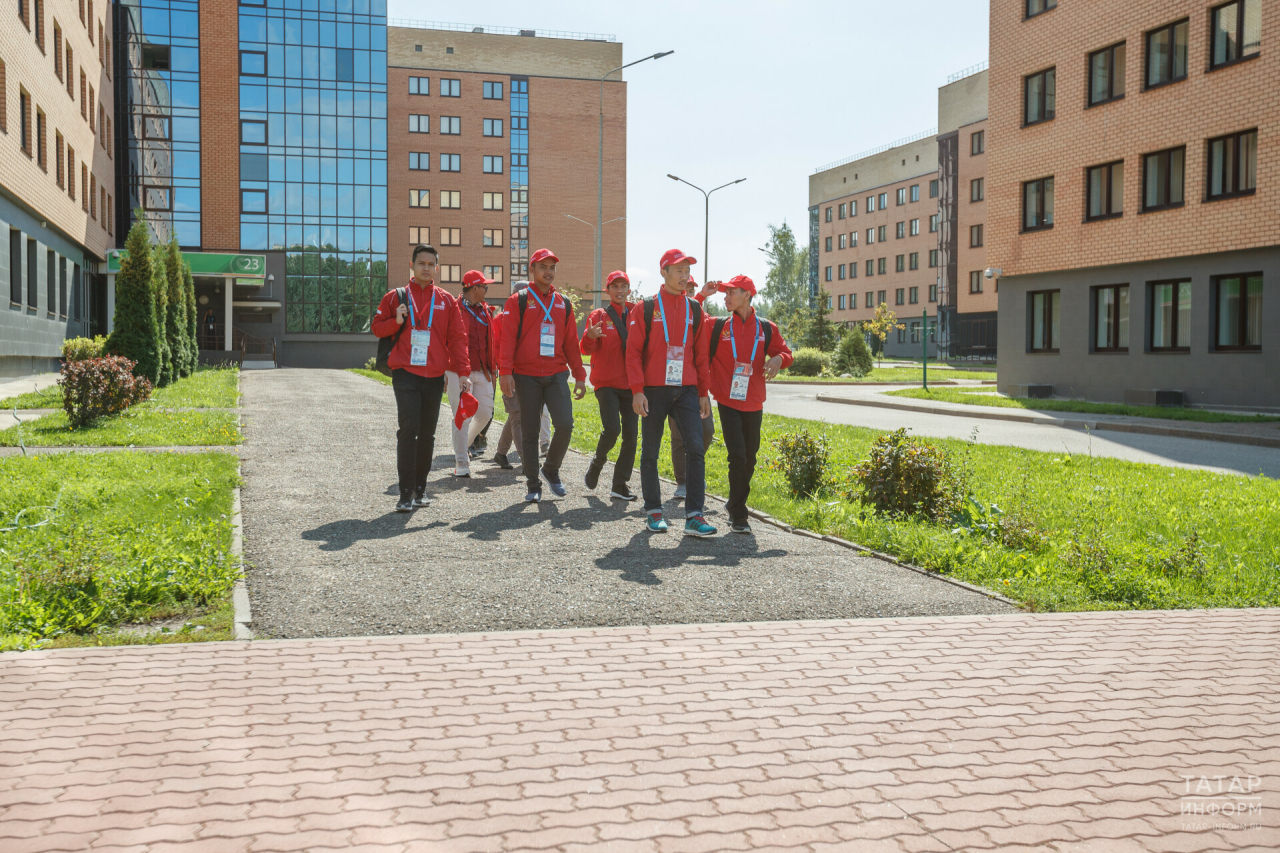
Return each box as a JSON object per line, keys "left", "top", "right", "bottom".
{"left": 579, "top": 304, "right": 632, "bottom": 391}
{"left": 702, "top": 310, "right": 793, "bottom": 412}
{"left": 498, "top": 284, "right": 587, "bottom": 381}
{"left": 372, "top": 280, "right": 470, "bottom": 378}
{"left": 452, "top": 299, "right": 498, "bottom": 377}
{"left": 624, "top": 289, "right": 710, "bottom": 396}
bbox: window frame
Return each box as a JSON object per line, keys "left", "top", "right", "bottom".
{"left": 909, "top": 286, "right": 919, "bottom": 305}
{"left": 929, "top": 179, "right": 939, "bottom": 198}
{"left": 1144, "top": 19, "right": 1189, "bottom": 90}
{"left": 408, "top": 152, "right": 430, "bottom": 171}
{"left": 970, "top": 177, "right": 984, "bottom": 203}
{"left": 1021, "top": 177, "right": 1055, "bottom": 232}
{"left": 1025, "top": 0, "right": 1057, "bottom": 20}
{"left": 1087, "top": 41, "right": 1127, "bottom": 108}
{"left": 438, "top": 228, "right": 462, "bottom": 247}
{"left": 482, "top": 81, "right": 503, "bottom": 100}
{"left": 1211, "top": 272, "right": 1263, "bottom": 351}
{"left": 1209, "top": 0, "right": 1261, "bottom": 71}
{"left": 1092, "top": 283, "right": 1131, "bottom": 352}
{"left": 1205, "top": 129, "right": 1258, "bottom": 202}
{"left": 970, "top": 223, "right": 985, "bottom": 247}
{"left": 440, "top": 153, "right": 461, "bottom": 172}
{"left": 408, "top": 189, "right": 429, "bottom": 208}
{"left": 1085, "top": 160, "right": 1124, "bottom": 222}
{"left": 239, "top": 49, "right": 266, "bottom": 77}
{"left": 969, "top": 270, "right": 983, "bottom": 294}
{"left": 1028, "top": 289, "right": 1062, "bottom": 353}
{"left": 408, "top": 114, "right": 430, "bottom": 134}
{"left": 482, "top": 155, "right": 504, "bottom": 174}
{"left": 1148, "top": 279, "right": 1192, "bottom": 352}
{"left": 482, "top": 228, "right": 503, "bottom": 247}
{"left": 440, "top": 78, "right": 461, "bottom": 97}
{"left": 895, "top": 255, "right": 905, "bottom": 273}
{"left": 1023, "top": 67, "right": 1057, "bottom": 126}
{"left": 238, "top": 188, "right": 265, "bottom": 215}
{"left": 482, "top": 192, "right": 504, "bottom": 211}
{"left": 439, "top": 191, "right": 461, "bottom": 209}
{"left": 409, "top": 76, "right": 429, "bottom": 95}
{"left": 877, "top": 258, "right": 887, "bottom": 276}
{"left": 971, "top": 130, "right": 985, "bottom": 155}
{"left": 896, "top": 188, "right": 906, "bottom": 206}
{"left": 144, "top": 186, "right": 173, "bottom": 214}
{"left": 909, "top": 252, "right": 919, "bottom": 271}
{"left": 239, "top": 119, "right": 267, "bottom": 145}
{"left": 1141, "top": 146, "right": 1186, "bottom": 212}
{"left": 440, "top": 116, "right": 461, "bottom": 135}
{"left": 895, "top": 287, "right": 905, "bottom": 306}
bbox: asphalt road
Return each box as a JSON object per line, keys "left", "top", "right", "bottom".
{"left": 764, "top": 383, "right": 1280, "bottom": 479}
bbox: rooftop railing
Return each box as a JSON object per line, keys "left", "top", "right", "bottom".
{"left": 813, "top": 127, "right": 939, "bottom": 175}
{"left": 388, "top": 19, "right": 617, "bottom": 42}
{"left": 946, "top": 60, "right": 988, "bottom": 83}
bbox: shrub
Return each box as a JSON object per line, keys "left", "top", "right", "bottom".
{"left": 767, "top": 429, "right": 830, "bottom": 497}
{"left": 364, "top": 356, "right": 378, "bottom": 371}
{"left": 104, "top": 218, "right": 161, "bottom": 384}
{"left": 833, "top": 330, "right": 873, "bottom": 377}
{"left": 183, "top": 262, "right": 199, "bottom": 368}
{"left": 847, "top": 428, "right": 962, "bottom": 521}
{"left": 152, "top": 259, "right": 173, "bottom": 387}
{"left": 162, "top": 238, "right": 192, "bottom": 379}
{"left": 61, "top": 336, "right": 107, "bottom": 362}
{"left": 788, "top": 347, "right": 830, "bottom": 377}
{"left": 59, "top": 356, "right": 153, "bottom": 428}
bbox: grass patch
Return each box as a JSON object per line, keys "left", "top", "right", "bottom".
{"left": 0, "top": 409, "right": 241, "bottom": 446}
{"left": 348, "top": 368, "right": 392, "bottom": 386}
{"left": 0, "top": 452, "right": 240, "bottom": 651}
{"left": 888, "top": 387, "right": 1280, "bottom": 424}
{"left": 0, "top": 385, "right": 62, "bottom": 410}
{"left": 150, "top": 366, "right": 241, "bottom": 408}
{"left": 780, "top": 367, "right": 995, "bottom": 383}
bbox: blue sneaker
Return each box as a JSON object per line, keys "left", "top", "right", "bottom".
{"left": 541, "top": 467, "right": 567, "bottom": 497}
{"left": 684, "top": 516, "right": 717, "bottom": 537}
{"left": 525, "top": 490, "right": 541, "bottom": 503}
{"left": 646, "top": 512, "right": 668, "bottom": 533}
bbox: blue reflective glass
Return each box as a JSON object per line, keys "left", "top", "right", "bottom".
{"left": 142, "top": 8, "right": 170, "bottom": 36}
{"left": 173, "top": 151, "right": 201, "bottom": 178}
{"left": 337, "top": 89, "right": 353, "bottom": 116}
{"left": 240, "top": 85, "right": 268, "bottom": 111}
{"left": 240, "top": 15, "right": 267, "bottom": 42}
{"left": 171, "top": 82, "right": 200, "bottom": 109}
{"left": 321, "top": 184, "right": 336, "bottom": 215}
{"left": 242, "top": 153, "right": 270, "bottom": 180}
{"left": 172, "top": 117, "right": 201, "bottom": 142}
{"left": 286, "top": 183, "right": 302, "bottom": 214}
{"left": 174, "top": 188, "right": 201, "bottom": 213}
{"left": 304, "top": 156, "right": 320, "bottom": 183}
{"left": 303, "top": 17, "right": 319, "bottom": 45}
{"left": 304, "top": 46, "right": 320, "bottom": 78}
{"left": 241, "top": 223, "right": 268, "bottom": 250}
{"left": 286, "top": 45, "right": 302, "bottom": 75}
{"left": 319, "top": 19, "right": 335, "bottom": 46}
{"left": 171, "top": 10, "right": 198, "bottom": 36}
{"left": 175, "top": 220, "right": 201, "bottom": 248}
{"left": 171, "top": 47, "right": 200, "bottom": 73}
{"left": 335, "top": 48, "right": 353, "bottom": 81}
{"left": 337, "top": 21, "right": 352, "bottom": 48}
{"left": 286, "top": 87, "right": 303, "bottom": 112}
{"left": 242, "top": 190, "right": 267, "bottom": 213}
{"left": 268, "top": 45, "right": 285, "bottom": 77}
{"left": 269, "top": 184, "right": 285, "bottom": 215}
{"left": 337, "top": 157, "right": 353, "bottom": 184}
{"left": 285, "top": 17, "right": 301, "bottom": 44}
{"left": 287, "top": 155, "right": 302, "bottom": 181}
{"left": 267, "top": 17, "right": 284, "bottom": 43}
{"left": 355, "top": 23, "right": 369, "bottom": 49}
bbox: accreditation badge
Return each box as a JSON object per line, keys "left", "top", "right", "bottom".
{"left": 665, "top": 346, "right": 685, "bottom": 386}
{"left": 410, "top": 329, "right": 431, "bottom": 366}
{"left": 540, "top": 322, "right": 556, "bottom": 357}
{"left": 730, "top": 362, "right": 752, "bottom": 401}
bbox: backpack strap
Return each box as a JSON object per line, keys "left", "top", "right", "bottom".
{"left": 392, "top": 287, "right": 409, "bottom": 344}
{"left": 515, "top": 290, "right": 529, "bottom": 343}
{"left": 642, "top": 297, "right": 656, "bottom": 356}
{"left": 763, "top": 320, "right": 774, "bottom": 354}
{"left": 709, "top": 317, "right": 729, "bottom": 362}
{"left": 606, "top": 304, "right": 628, "bottom": 348}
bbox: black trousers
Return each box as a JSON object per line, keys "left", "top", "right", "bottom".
{"left": 392, "top": 369, "right": 445, "bottom": 494}
{"left": 717, "top": 404, "right": 763, "bottom": 525}
{"left": 513, "top": 371, "right": 574, "bottom": 491}
{"left": 592, "top": 386, "right": 637, "bottom": 490}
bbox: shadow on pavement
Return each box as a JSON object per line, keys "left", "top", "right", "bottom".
{"left": 301, "top": 514, "right": 449, "bottom": 551}
{"left": 595, "top": 532, "right": 788, "bottom": 586}
{"left": 450, "top": 495, "right": 622, "bottom": 540}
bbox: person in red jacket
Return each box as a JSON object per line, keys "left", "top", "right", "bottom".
{"left": 669, "top": 274, "right": 719, "bottom": 499}
{"left": 372, "top": 245, "right": 471, "bottom": 513}
{"left": 626, "top": 249, "right": 714, "bottom": 537}
{"left": 498, "top": 248, "right": 587, "bottom": 502}
{"left": 580, "top": 270, "right": 638, "bottom": 501}
{"left": 701, "top": 275, "right": 793, "bottom": 534}
{"left": 446, "top": 270, "right": 499, "bottom": 478}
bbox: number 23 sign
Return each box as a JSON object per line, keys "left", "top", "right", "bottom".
{"left": 236, "top": 256, "right": 263, "bottom": 273}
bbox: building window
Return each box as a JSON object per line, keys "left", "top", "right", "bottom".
{"left": 971, "top": 223, "right": 986, "bottom": 246}
{"left": 1093, "top": 284, "right": 1130, "bottom": 351}
{"left": 970, "top": 178, "right": 984, "bottom": 202}
{"left": 929, "top": 284, "right": 937, "bottom": 302}
{"left": 896, "top": 188, "right": 906, "bottom": 205}
{"left": 849, "top": 293, "right": 858, "bottom": 309}
{"left": 1030, "top": 290, "right": 1061, "bottom": 352}
{"left": 1022, "top": 178, "right": 1054, "bottom": 231}
{"left": 971, "top": 130, "right": 985, "bottom": 155}
{"left": 238, "top": 119, "right": 266, "bottom": 145}
{"left": 240, "top": 189, "right": 265, "bottom": 214}
{"left": 866, "top": 195, "right": 875, "bottom": 213}
{"left": 483, "top": 155, "right": 503, "bottom": 174}
{"left": 482, "top": 192, "right": 503, "bottom": 210}
{"left": 409, "top": 76, "right": 429, "bottom": 95}
{"left": 825, "top": 207, "right": 832, "bottom": 223}
{"left": 483, "top": 118, "right": 503, "bottom": 137}
{"left": 928, "top": 249, "right": 938, "bottom": 268}
{"left": 910, "top": 184, "right": 920, "bottom": 202}
{"left": 408, "top": 114, "right": 430, "bottom": 133}
{"left": 865, "top": 291, "right": 873, "bottom": 307}
{"left": 482, "top": 265, "right": 504, "bottom": 283}
{"left": 409, "top": 152, "right": 429, "bottom": 170}
{"left": 878, "top": 290, "right": 887, "bottom": 305}
{"left": 18, "top": 89, "right": 30, "bottom": 154}
{"left": 826, "top": 295, "right": 833, "bottom": 310}
{"left": 36, "top": 109, "right": 46, "bottom": 170}
{"left": 438, "top": 228, "right": 461, "bottom": 247}
{"left": 877, "top": 225, "right": 886, "bottom": 242}
{"left": 838, "top": 265, "right": 846, "bottom": 280}
{"left": 483, "top": 81, "right": 503, "bottom": 99}
{"left": 1026, "top": 0, "right": 1056, "bottom": 18}
{"left": 878, "top": 192, "right": 887, "bottom": 209}
{"left": 909, "top": 286, "right": 919, "bottom": 304}
{"left": 240, "top": 50, "right": 266, "bottom": 76}
{"left": 838, "top": 234, "right": 846, "bottom": 250}
{"left": 409, "top": 189, "right": 429, "bottom": 208}
{"left": 878, "top": 258, "right": 887, "bottom": 275}
{"left": 53, "top": 22, "right": 61, "bottom": 78}
{"left": 1207, "top": 129, "right": 1257, "bottom": 200}
{"left": 438, "top": 265, "right": 461, "bottom": 283}
{"left": 440, "top": 153, "right": 461, "bottom": 172}
{"left": 1142, "top": 147, "right": 1185, "bottom": 211}
{"left": 440, "top": 191, "right": 461, "bottom": 209}
{"left": 1213, "top": 273, "right": 1262, "bottom": 350}
{"left": 1150, "top": 280, "right": 1191, "bottom": 350}
{"left": 408, "top": 226, "right": 429, "bottom": 244}
{"left": 482, "top": 228, "right": 504, "bottom": 247}
{"left": 849, "top": 231, "right": 858, "bottom": 247}
{"left": 838, "top": 294, "right": 846, "bottom": 310}
{"left": 866, "top": 228, "right": 875, "bottom": 245}
{"left": 909, "top": 219, "right": 920, "bottom": 236}
{"left": 838, "top": 203, "right": 846, "bottom": 219}
{"left": 909, "top": 322, "right": 921, "bottom": 344}
{"left": 970, "top": 271, "right": 983, "bottom": 294}
{"left": 1085, "top": 161, "right": 1124, "bottom": 220}
{"left": 928, "top": 214, "right": 938, "bottom": 233}
{"left": 909, "top": 252, "right": 919, "bottom": 271}
{"left": 824, "top": 266, "right": 832, "bottom": 282}
{"left": 849, "top": 200, "right": 857, "bottom": 216}
{"left": 824, "top": 236, "right": 832, "bottom": 253}
{"left": 1145, "top": 19, "right": 1189, "bottom": 88}
{"left": 849, "top": 262, "right": 857, "bottom": 279}
{"left": 1088, "top": 42, "right": 1126, "bottom": 106}
{"left": 440, "top": 116, "right": 461, "bottom": 135}
{"left": 866, "top": 260, "right": 874, "bottom": 277}
{"left": 440, "top": 78, "right": 461, "bottom": 97}
{"left": 1210, "top": 0, "right": 1261, "bottom": 70}
{"left": 929, "top": 179, "right": 938, "bottom": 198}
{"left": 1024, "top": 67, "right": 1056, "bottom": 125}
{"left": 895, "top": 222, "right": 905, "bottom": 239}
{"left": 895, "top": 255, "right": 905, "bottom": 273}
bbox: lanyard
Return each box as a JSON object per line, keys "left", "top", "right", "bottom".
{"left": 462, "top": 301, "right": 489, "bottom": 326}
{"left": 657, "top": 292, "right": 691, "bottom": 349}
{"left": 729, "top": 313, "right": 761, "bottom": 364}
{"left": 407, "top": 284, "right": 436, "bottom": 331}
{"left": 526, "top": 287, "right": 557, "bottom": 324}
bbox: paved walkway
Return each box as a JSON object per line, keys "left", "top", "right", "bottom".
{"left": 2, "top": 608, "right": 1277, "bottom": 852}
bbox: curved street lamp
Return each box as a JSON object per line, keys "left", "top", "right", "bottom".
{"left": 667, "top": 175, "right": 746, "bottom": 285}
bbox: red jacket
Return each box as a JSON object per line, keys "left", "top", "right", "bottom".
{"left": 453, "top": 298, "right": 498, "bottom": 376}
{"left": 498, "top": 284, "right": 587, "bottom": 381}
{"left": 372, "top": 280, "right": 470, "bottom": 378}
{"left": 625, "top": 289, "right": 710, "bottom": 396}
{"left": 579, "top": 304, "right": 632, "bottom": 391}
{"left": 702, "top": 309, "right": 793, "bottom": 412}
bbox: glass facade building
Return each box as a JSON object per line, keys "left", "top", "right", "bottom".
{"left": 509, "top": 76, "right": 529, "bottom": 280}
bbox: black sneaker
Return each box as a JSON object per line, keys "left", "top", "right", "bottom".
{"left": 541, "top": 467, "right": 567, "bottom": 498}
{"left": 585, "top": 457, "right": 604, "bottom": 491}
{"left": 395, "top": 491, "right": 414, "bottom": 513}
{"left": 525, "top": 489, "right": 541, "bottom": 503}
{"left": 731, "top": 520, "right": 752, "bottom": 535}
{"left": 610, "top": 484, "right": 638, "bottom": 501}
{"left": 494, "top": 453, "right": 514, "bottom": 470}
{"left": 413, "top": 487, "right": 431, "bottom": 508}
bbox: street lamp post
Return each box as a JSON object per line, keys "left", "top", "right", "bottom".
{"left": 666, "top": 175, "right": 746, "bottom": 285}
{"left": 597, "top": 50, "right": 674, "bottom": 308}
{"left": 564, "top": 214, "right": 624, "bottom": 301}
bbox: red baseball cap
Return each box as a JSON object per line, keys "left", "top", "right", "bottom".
{"left": 659, "top": 249, "right": 697, "bottom": 269}
{"left": 605, "top": 270, "right": 630, "bottom": 286}
{"left": 454, "top": 392, "right": 479, "bottom": 429}
{"left": 462, "top": 270, "right": 496, "bottom": 288}
{"left": 717, "top": 275, "right": 757, "bottom": 296}
{"left": 529, "top": 248, "right": 560, "bottom": 265}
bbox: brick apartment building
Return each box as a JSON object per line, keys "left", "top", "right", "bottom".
{"left": 386, "top": 24, "right": 625, "bottom": 308}
{"left": 990, "top": 0, "right": 1278, "bottom": 409}
{"left": 2, "top": 0, "right": 115, "bottom": 375}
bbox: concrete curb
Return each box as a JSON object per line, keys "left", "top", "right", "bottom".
{"left": 815, "top": 394, "right": 1280, "bottom": 449}
{"left": 772, "top": 380, "right": 960, "bottom": 387}
{"left": 231, "top": 485, "right": 253, "bottom": 640}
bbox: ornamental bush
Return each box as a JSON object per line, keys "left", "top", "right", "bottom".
{"left": 833, "top": 329, "right": 873, "bottom": 377}
{"left": 162, "top": 238, "right": 192, "bottom": 379}
{"left": 61, "top": 335, "right": 107, "bottom": 362}
{"left": 788, "top": 347, "right": 830, "bottom": 377}
{"left": 846, "top": 428, "right": 963, "bottom": 521}
{"left": 59, "top": 356, "right": 153, "bottom": 428}
{"left": 767, "top": 429, "right": 830, "bottom": 498}
{"left": 104, "top": 218, "right": 161, "bottom": 384}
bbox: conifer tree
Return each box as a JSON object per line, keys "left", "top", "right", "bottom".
{"left": 184, "top": 262, "right": 199, "bottom": 367}
{"left": 163, "top": 239, "right": 191, "bottom": 377}
{"left": 105, "top": 217, "right": 162, "bottom": 384}
{"left": 152, "top": 254, "right": 172, "bottom": 386}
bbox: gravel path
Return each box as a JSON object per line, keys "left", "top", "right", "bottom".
{"left": 241, "top": 369, "right": 1013, "bottom": 638}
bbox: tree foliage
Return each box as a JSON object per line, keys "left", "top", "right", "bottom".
{"left": 833, "top": 326, "right": 874, "bottom": 377}
{"left": 104, "top": 218, "right": 161, "bottom": 384}
{"left": 757, "top": 222, "right": 811, "bottom": 345}
{"left": 801, "top": 287, "right": 841, "bottom": 352}
{"left": 183, "top": 262, "right": 199, "bottom": 365}
{"left": 863, "top": 303, "right": 906, "bottom": 367}
{"left": 161, "top": 239, "right": 192, "bottom": 379}
{"left": 152, "top": 254, "right": 173, "bottom": 386}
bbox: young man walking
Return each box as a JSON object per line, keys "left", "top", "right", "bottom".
{"left": 372, "top": 245, "right": 470, "bottom": 513}
{"left": 580, "top": 270, "right": 638, "bottom": 501}
{"left": 498, "top": 249, "right": 587, "bottom": 502}
{"left": 702, "top": 275, "right": 792, "bottom": 534}
{"left": 492, "top": 281, "right": 550, "bottom": 471}
{"left": 446, "top": 270, "right": 499, "bottom": 478}
{"left": 669, "top": 275, "right": 719, "bottom": 499}
{"left": 626, "top": 249, "right": 715, "bottom": 536}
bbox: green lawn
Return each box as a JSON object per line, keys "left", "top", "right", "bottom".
{"left": 348, "top": 368, "right": 392, "bottom": 385}
{"left": 0, "top": 452, "right": 240, "bottom": 650}
{"left": 0, "top": 409, "right": 241, "bottom": 446}
{"left": 781, "top": 367, "right": 996, "bottom": 383}
{"left": 888, "top": 386, "right": 1280, "bottom": 424}
{"left": 0, "top": 366, "right": 240, "bottom": 410}
{"left": 0, "top": 385, "right": 62, "bottom": 410}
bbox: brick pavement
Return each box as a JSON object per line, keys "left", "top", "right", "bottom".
{"left": 3, "top": 608, "right": 1279, "bottom": 851}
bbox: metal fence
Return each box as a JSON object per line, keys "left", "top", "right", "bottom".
{"left": 387, "top": 20, "right": 616, "bottom": 42}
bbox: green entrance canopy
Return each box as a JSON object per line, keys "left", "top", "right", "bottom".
{"left": 106, "top": 250, "right": 266, "bottom": 278}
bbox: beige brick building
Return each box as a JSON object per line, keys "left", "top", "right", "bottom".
{"left": 387, "top": 25, "right": 625, "bottom": 308}
{"left": 990, "top": 0, "right": 1279, "bottom": 408}
{"left": 2, "top": 0, "right": 115, "bottom": 374}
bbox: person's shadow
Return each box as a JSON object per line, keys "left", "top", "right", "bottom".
{"left": 451, "top": 495, "right": 616, "bottom": 541}
{"left": 302, "top": 507, "right": 448, "bottom": 551}
{"left": 595, "top": 530, "right": 788, "bottom": 586}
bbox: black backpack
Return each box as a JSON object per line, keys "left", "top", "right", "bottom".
{"left": 641, "top": 295, "right": 703, "bottom": 355}
{"left": 514, "top": 289, "right": 574, "bottom": 346}
{"left": 709, "top": 316, "right": 773, "bottom": 362}
{"left": 375, "top": 287, "right": 409, "bottom": 376}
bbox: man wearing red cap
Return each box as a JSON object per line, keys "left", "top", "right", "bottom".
{"left": 701, "top": 275, "right": 792, "bottom": 534}
{"left": 626, "top": 249, "right": 715, "bottom": 536}
{"left": 372, "top": 244, "right": 471, "bottom": 513}
{"left": 580, "top": 270, "right": 638, "bottom": 501}
{"left": 669, "top": 274, "right": 719, "bottom": 499}
{"left": 498, "top": 248, "right": 587, "bottom": 502}
{"left": 446, "top": 270, "right": 499, "bottom": 478}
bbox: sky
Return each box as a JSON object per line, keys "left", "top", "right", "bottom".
{"left": 386, "top": 0, "right": 990, "bottom": 298}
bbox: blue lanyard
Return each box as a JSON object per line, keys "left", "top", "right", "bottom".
{"left": 407, "top": 285, "right": 436, "bottom": 331}
{"left": 730, "top": 313, "right": 761, "bottom": 364}
{"left": 526, "top": 287, "right": 557, "bottom": 324}
{"left": 462, "top": 301, "right": 488, "bottom": 326}
{"left": 657, "top": 292, "right": 691, "bottom": 349}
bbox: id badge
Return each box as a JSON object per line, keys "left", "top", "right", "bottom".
{"left": 410, "top": 329, "right": 431, "bottom": 366}
{"left": 539, "top": 322, "right": 556, "bottom": 357}
{"left": 730, "top": 362, "right": 753, "bottom": 401}
{"left": 665, "top": 346, "right": 685, "bottom": 386}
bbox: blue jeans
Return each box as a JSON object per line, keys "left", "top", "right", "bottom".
{"left": 640, "top": 385, "right": 705, "bottom": 517}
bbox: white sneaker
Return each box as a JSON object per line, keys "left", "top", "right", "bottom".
{"left": 674, "top": 484, "right": 687, "bottom": 500}
{"left": 453, "top": 467, "right": 471, "bottom": 478}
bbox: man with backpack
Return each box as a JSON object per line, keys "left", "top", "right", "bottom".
{"left": 701, "top": 275, "right": 791, "bottom": 534}
{"left": 498, "top": 249, "right": 587, "bottom": 502}
{"left": 372, "top": 244, "right": 471, "bottom": 513}
{"left": 669, "top": 274, "right": 719, "bottom": 499}
{"left": 580, "top": 270, "right": 638, "bottom": 501}
{"left": 626, "top": 249, "right": 715, "bottom": 536}
{"left": 492, "top": 281, "right": 551, "bottom": 471}
{"left": 446, "top": 270, "right": 499, "bottom": 478}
